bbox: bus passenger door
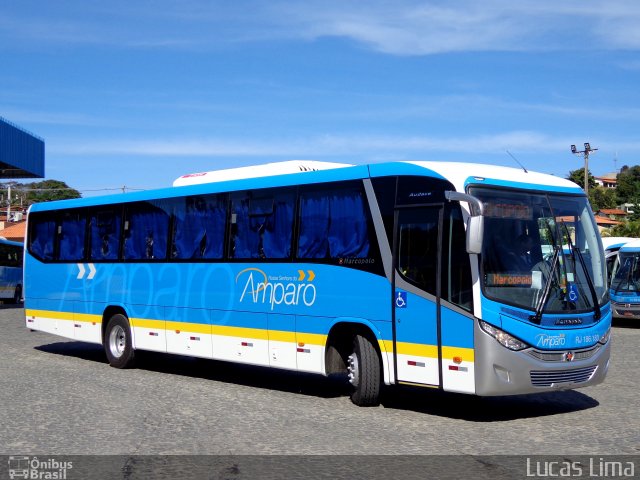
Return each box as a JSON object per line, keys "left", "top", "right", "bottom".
{"left": 393, "top": 206, "right": 442, "bottom": 387}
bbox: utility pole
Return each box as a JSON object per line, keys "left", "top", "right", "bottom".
{"left": 571, "top": 143, "right": 598, "bottom": 196}
{"left": 7, "top": 183, "right": 11, "bottom": 222}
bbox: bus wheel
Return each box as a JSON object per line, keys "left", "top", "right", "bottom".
{"left": 104, "top": 314, "right": 136, "bottom": 369}
{"left": 347, "top": 334, "right": 381, "bottom": 406}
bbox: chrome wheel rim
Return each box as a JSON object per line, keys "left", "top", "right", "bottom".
{"left": 108, "top": 325, "right": 126, "bottom": 358}
{"left": 347, "top": 353, "right": 359, "bottom": 387}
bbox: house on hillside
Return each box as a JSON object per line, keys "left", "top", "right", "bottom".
{"left": 594, "top": 172, "right": 617, "bottom": 189}
{"left": 593, "top": 208, "right": 626, "bottom": 234}
{"left": 597, "top": 208, "right": 627, "bottom": 221}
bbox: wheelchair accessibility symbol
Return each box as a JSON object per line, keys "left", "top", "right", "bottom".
{"left": 395, "top": 291, "right": 407, "bottom": 308}
{"left": 567, "top": 284, "right": 579, "bottom": 303}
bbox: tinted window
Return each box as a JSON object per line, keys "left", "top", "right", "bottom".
{"left": 172, "top": 194, "right": 226, "bottom": 259}
{"left": 89, "top": 208, "right": 122, "bottom": 261}
{"left": 229, "top": 189, "right": 294, "bottom": 259}
{"left": 442, "top": 205, "right": 472, "bottom": 311}
{"left": 298, "top": 186, "right": 370, "bottom": 259}
{"left": 123, "top": 201, "right": 170, "bottom": 260}
{"left": 59, "top": 211, "right": 86, "bottom": 261}
{"left": 397, "top": 207, "right": 440, "bottom": 295}
{"left": 28, "top": 214, "right": 56, "bottom": 261}
{"left": 0, "top": 243, "right": 22, "bottom": 267}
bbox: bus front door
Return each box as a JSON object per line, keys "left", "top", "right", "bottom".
{"left": 393, "top": 206, "right": 442, "bottom": 387}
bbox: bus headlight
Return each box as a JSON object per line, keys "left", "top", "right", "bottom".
{"left": 598, "top": 327, "right": 611, "bottom": 345}
{"left": 480, "top": 320, "right": 529, "bottom": 351}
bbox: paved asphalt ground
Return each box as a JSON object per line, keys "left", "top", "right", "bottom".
{"left": 0, "top": 305, "right": 638, "bottom": 457}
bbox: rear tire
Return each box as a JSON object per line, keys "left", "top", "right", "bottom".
{"left": 104, "top": 314, "right": 136, "bottom": 368}
{"left": 348, "top": 334, "right": 381, "bottom": 406}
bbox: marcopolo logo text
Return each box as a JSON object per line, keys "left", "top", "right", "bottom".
{"left": 236, "top": 268, "right": 317, "bottom": 311}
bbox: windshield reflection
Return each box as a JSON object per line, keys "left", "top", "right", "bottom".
{"left": 469, "top": 187, "right": 607, "bottom": 316}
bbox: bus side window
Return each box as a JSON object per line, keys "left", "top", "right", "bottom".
{"left": 124, "top": 201, "right": 170, "bottom": 260}
{"left": 90, "top": 209, "right": 121, "bottom": 261}
{"left": 172, "top": 195, "right": 226, "bottom": 260}
{"left": 229, "top": 190, "right": 294, "bottom": 260}
{"left": 59, "top": 212, "right": 87, "bottom": 261}
{"left": 442, "top": 205, "right": 473, "bottom": 312}
{"left": 298, "top": 186, "right": 370, "bottom": 259}
{"left": 29, "top": 215, "right": 56, "bottom": 261}
{"left": 397, "top": 208, "right": 439, "bottom": 295}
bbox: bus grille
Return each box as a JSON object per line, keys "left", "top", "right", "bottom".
{"left": 530, "top": 366, "right": 598, "bottom": 387}
{"left": 528, "top": 345, "right": 601, "bottom": 362}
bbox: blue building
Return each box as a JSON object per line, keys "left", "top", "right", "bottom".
{"left": 0, "top": 117, "right": 44, "bottom": 178}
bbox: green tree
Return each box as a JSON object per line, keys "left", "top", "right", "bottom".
{"left": 22, "top": 180, "right": 82, "bottom": 204}
{"left": 566, "top": 168, "right": 597, "bottom": 190}
{"left": 616, "top": 165, "right": 640, "bottom": 205}
{"left": 588, "top": 186, "right": 618, "bottom": 211}
{"left": 610, "top": 219, "right": 640, "bottom": 237}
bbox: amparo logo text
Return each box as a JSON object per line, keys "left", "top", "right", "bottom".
{"left": 236, "top": 268, "right": 317, "bottom": 311}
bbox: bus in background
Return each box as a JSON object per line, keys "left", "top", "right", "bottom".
{"left": 0, "top": 238, "right": 23, "bottom": 303}
{"left": 24, "top": 160, "right": 611, "bottom": 406}
{"left": 609, "top": 239, "right": 640, "bottom": 320}
{"left": 601, "top": 237, "right": 635, "bottom": 285}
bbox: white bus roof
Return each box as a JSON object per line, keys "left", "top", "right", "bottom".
{"left": 174, "top": 159, "right": 580, "bottom": 193}
{"left": 407, "top": 161, "right": 579, "bottom": 193}
{"left": 618, "top": 239, "right": 640, "bottom": 252}
{"left": 601, "top": 237, "right": 637, "bottom": 252}
{"left": 173, "top": 160, "right": 353, "bottom": 187}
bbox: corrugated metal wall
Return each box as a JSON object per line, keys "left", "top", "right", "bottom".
{"left": 0, "top": 117, "right": 44, "bottom": 178}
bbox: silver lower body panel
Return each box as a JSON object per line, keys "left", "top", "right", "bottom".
{"left": 474, "top": 321, "right": 610, "bottom": 396}
{"left": 612, "top": 301, "right": 640, "bottom": 320}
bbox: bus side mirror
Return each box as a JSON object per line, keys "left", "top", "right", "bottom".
{"left": 466, "top": 215, "right": 484, "bottom": 254}
{"left": 445, "top": 190, "right": 484, "bottom": 255}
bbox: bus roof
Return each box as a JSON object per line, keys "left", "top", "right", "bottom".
{"left": 618, "top": 239, "right": 640, "bottom": 252}
{"left": 0, "top": 238, "right": 23, "bottom": 247}
{"left": 173, "top": 160, "right": 354, "bottom": 186}
{"left": 601, "top": 237, "right": 637, "bottom": 252}
{"left": 28, "top": 160, "right": 584, "bottom": 213}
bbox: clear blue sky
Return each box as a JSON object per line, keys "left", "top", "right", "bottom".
{"left": 2, "top": 1, "right": 640, "bottom": 195}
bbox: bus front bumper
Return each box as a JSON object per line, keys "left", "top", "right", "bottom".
{"left": 612, "top": 301, "right": 640, "bottom": 320}
{"left": 474, "top": 323, "right": 611, "bottom": 396}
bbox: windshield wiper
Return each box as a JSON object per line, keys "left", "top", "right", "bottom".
{"left": 613, "top": 257, "right": 633, "bottom": 296}
{"left": 561, "top": 222, "right": 601, "bottom": 320}
{"left": 530, "top": 245, "right": 560, "bottom": 325}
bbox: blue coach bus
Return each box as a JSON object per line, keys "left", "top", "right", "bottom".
{"left": 0, "top": 238, "right": 23, "bottom": 303}
{"left": 609, "top": 239, "right": 640, "bottom": 320}
{"left": 24, "top": 161, "right": 611, "bottom": 406}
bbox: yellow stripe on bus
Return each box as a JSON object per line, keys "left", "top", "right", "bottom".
{"left": 165, "top": 321, "right": 211, "bottom": 335}
{"left": 129, "top": 318, "right": 166, "bottom": 330}
{"left": 269, "top": 329, "right": 297, "bottom": 343}
{"left": 396, "top": 341, "right": 439, "bottom": 358}
{"left": 382, "top": 340, "right": 475, "bottom": 362}
{"left": 25, "top": 309, "right": 75, "bottom": 321}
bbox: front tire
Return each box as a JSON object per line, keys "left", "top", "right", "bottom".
{"left": 348, "top": 334, "right": 381, "bottom": 406}
{"left": 104, "top": 314, "right": 136, "bottom": 368}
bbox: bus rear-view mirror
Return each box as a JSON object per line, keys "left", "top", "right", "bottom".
{"left": 467, "top": 215, "right": 484, "bottom": 254}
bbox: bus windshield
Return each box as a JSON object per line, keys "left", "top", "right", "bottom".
{"left": 611, "top": 252, "right": 640, "bottom": 294}
{"left": 470, "top": 187, "right": 607, "bottom": 315}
